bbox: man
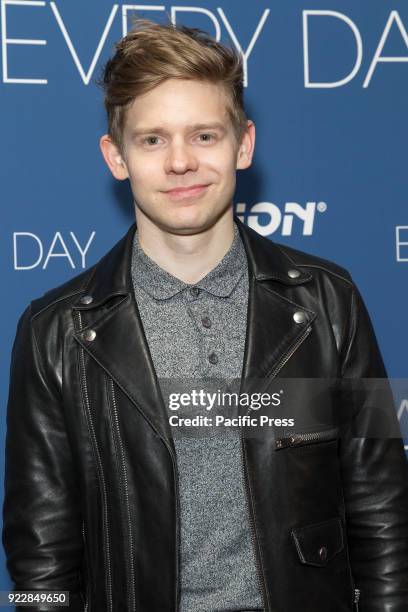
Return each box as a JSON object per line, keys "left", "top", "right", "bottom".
{"left": 3, "top": 18, "right": 408, "bottom": 612}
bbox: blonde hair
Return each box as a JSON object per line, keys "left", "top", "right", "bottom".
{"left": 97, "top": 18, "right": 247, "bottom": 154}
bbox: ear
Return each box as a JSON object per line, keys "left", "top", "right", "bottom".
{"left": 236, "top": 120, "right": 255, "bottom": 170}
{"left": 99, "top": 134, "right": 129, "bottom": 180}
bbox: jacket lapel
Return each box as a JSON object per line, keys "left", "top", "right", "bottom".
{"left": 72, "top": 217, "right": 316, "bottom": 443}
{"left": 239, "top": 277, "right": 315, "bottom": 396}
{"left": 72, "top": 224, "right": 175, "bottom": 444}
{"left": 235, "top": 218, "right": 316, "bottom": 395}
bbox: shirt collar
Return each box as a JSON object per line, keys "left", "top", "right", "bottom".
{"left": 131, "top": 221, "right": 247, "bottom": 300}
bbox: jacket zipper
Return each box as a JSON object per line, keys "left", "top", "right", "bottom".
{"left": 353, "top": 587, "right": 360, "bottom": 611}
{"left": 81, "top": 521, "right": 89, "bottom": 612}
{"left": 109, "top": 378, "right": 136, "bottom": 612}
{"left": 77, "top": 312, "right": 113, "bottom": 612}
{"left": 239, "top": 324, "right": 313, "bottom": 612}
{"left": 275, "top": 427, "right": 339, "bottom": 450}
{"left": 267, "top": 325, "right": 312, "bottom": 382}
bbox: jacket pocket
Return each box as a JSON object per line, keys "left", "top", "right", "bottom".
{"left": 291, "top": 516, "right": 344, "bottom": 567}
{"left": 275, "top": 427, "right": 339, "bottom": 450}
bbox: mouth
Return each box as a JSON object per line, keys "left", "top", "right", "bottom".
{"left": 163, "top": 184, "right": 209, "bottom": 201}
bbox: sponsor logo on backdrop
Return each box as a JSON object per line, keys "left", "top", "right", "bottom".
{"left": 236, "top": 201, "right": 326, "bottom": 237}
{"left": 13, "top": 231, "right": 96, "bottom": 270}
{"left": 396, "top": 226, "right": 408, "bottom": 262}
{"left": 1, "top": 4, "right": 407, "bottom": 88}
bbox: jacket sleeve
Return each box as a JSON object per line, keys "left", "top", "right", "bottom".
{"left": 338, "top": 281, "right": 408, "bottom": 611}
{"left": 2, "top": 304, "right": 85, "bottom": 611}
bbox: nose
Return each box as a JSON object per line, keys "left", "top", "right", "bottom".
{"left": 164, "top": 140, "right": 199, "bottom": 174}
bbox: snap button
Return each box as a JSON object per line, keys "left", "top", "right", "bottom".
{"left": 83, "top": 329, "right": 96, "bottom": 342}
{"left": 318, "top": 546, "right": 328, "bottom": 562}
{"left": 293, "top": 311, "right": 307, "bottom": 324}
{"left": 287, "top": 269, "right": 300, "bottom": 279}
{"left": 79, "top": 295, "right": 93, "bottom": 305}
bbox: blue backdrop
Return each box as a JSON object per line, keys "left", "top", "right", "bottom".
{"left": 1, "top": 0, "right": 407, "bottom": 600}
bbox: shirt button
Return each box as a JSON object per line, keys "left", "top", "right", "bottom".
{"left": 208, "top": 352, "right": 218, "bottom": 365}
{"left": 190, "top": 287, "right": 200, "bottom": 297}
{"left": 318, "top": 546, "right": 328, "bottom": 562}
{"left": 201, "top": 316, "right": 211, "bottom": 328}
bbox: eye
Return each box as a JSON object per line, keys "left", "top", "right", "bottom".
{"left": 143, "top": 136, "right": 161, "bottom": 146}
{"left": 198, "top": 133, "right": 216, "bottom": 143}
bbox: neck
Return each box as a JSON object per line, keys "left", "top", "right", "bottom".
{"left": 134, "top": 207, "right": 235, "bottom": 284}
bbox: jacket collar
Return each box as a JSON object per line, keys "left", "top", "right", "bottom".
{"left": 73, "top": 214, "right": 312, "bottom": 309}
{"left": 72, "top": 215, "right": 315, "bottom": 446}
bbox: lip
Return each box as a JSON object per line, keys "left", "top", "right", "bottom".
{"left": 163, "top": 184, "right": 209, "bottom": 200}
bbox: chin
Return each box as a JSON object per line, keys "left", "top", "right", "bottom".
{"left": 168, "top": 203, "right": 206, "bottom": 221}
{"left": 159, "top": 209, "right": 218, "bottom": 236}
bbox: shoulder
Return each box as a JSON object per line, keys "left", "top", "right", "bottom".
{"left": 273, "top": 241, "right": 354, "bottom": 288}
{"left": 27, "top": 224, "right": 133, "bottom": 319}
{"left": 29, "top": 265, "right": 97, "bottom": 320}
{"left": 237, "top": 218, "right": 355, "bottom": 292}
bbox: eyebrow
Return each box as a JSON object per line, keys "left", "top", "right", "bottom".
{"left": 130, "top": 122, "right": 227, "bottom": 139}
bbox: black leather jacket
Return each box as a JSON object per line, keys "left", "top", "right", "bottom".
{"left": 3, "top": 217, "right": 408, "bottom": 611}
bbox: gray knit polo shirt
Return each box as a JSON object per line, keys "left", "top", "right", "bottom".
{"left": 131, "top": 221, "right": 263, "bottom": 612}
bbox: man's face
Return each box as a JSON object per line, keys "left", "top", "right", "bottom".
{"left": 102, "top": 79, "right": 254, "bottom": 235}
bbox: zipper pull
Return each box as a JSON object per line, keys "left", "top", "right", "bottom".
{"left": 354, "top": 587, "right": 360, "bottom": 611}
{"left": 275, "top": 436, "right": 298, "bottom": 450}
{"left": 275, "top": 433, "right": 317, "bottom": 449}
{"left": 275, "top": 428, "right": 339, "bottom": 450}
